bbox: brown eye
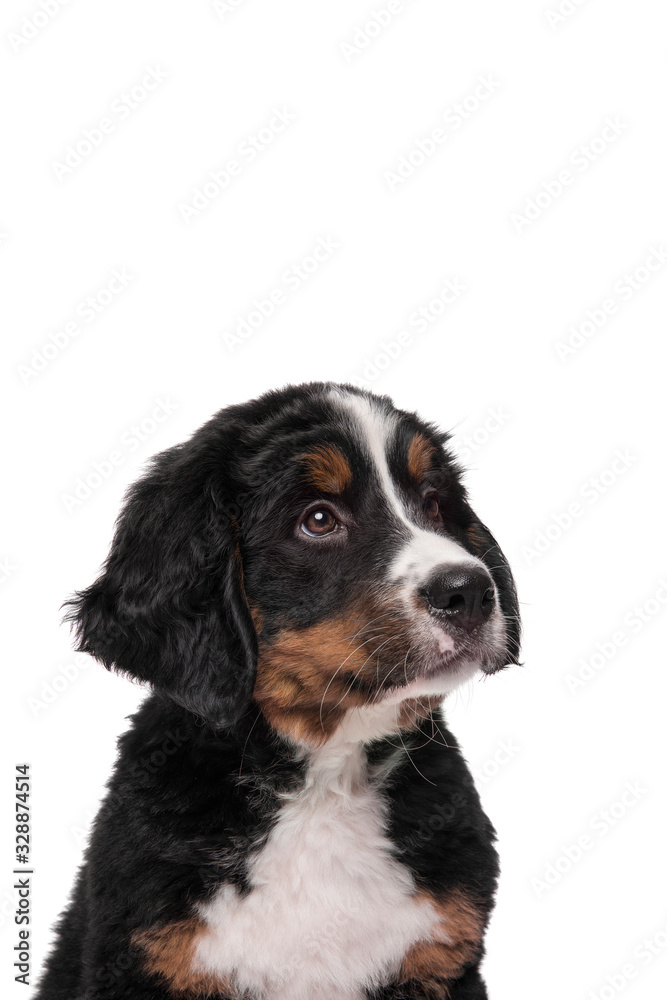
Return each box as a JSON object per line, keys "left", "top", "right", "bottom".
{"left": 424, "top": 495, "right": 440, "bottom": 520}
{"left": 301, "top": 508, "right": 338, "bottom": 536}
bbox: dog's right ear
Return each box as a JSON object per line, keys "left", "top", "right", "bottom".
{"left": 64, "top": 435, "right": 257, "bottom": 729}
{"left": 465, "top": 513, "right": 521, "bottom": 667}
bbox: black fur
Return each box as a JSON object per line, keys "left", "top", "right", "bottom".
{"left": 65, "top": 423, "right": 257, "bottom": 729}
{"left": 37, "top": 382, "right": 520, "bottom": 1000}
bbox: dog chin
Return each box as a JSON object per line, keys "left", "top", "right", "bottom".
{"left": 377, "top": 657, "right": 482, "bottom": 706}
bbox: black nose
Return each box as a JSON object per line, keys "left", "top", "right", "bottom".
{"left": 423, "top": 567, "right": 496, "bottom": 630}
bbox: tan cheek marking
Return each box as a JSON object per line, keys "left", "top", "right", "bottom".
{"left": 300, "top": 444, "right": 352, "bottom": 494}
{"left": 253, "top": 620, "right": 362, "bottom": 745}
{"left": 249, "top": 604, "right": 264, "bottom": 634}
{"left": 398, "top": 889, "right": 486, "bottom": 990}
{"left": 133, "top": 918, "right": 235, "bottom": 997}
{"left": 407, "top": 433, "right": 436, "bottom": 484}
{"left": 252, "top": 603, "right": 417, "bottom": 745}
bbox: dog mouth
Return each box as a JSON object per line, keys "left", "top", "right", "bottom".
{"left": 375, "top": 657, "right": 481, "bottom": 706}
{"left": 370, "top": 614, "right": 509, "bottom": 704}
{"left": 252, "top": 600, "right": 510, "bottom": 730}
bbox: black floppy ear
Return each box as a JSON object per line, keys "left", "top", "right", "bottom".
{"left": 465, "top": 515, "right": 521, "bottom": 665}
{"left": 64, "top": 439, "right": 257, "bottom": 728}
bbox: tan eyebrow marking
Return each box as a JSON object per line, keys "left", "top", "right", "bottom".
{"left": 407, "top": 433, "right": 436, "bottom": 483}
{"left": 300, "top": 445, "right": 353, "bottom": 494}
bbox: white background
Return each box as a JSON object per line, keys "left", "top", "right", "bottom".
{"left": 2, "top": 1, "right": 666, "bottom": 998}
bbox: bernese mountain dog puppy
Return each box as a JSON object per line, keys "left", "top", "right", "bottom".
{"left": 37, "top": 381, "right": 520, "bottom": 1000}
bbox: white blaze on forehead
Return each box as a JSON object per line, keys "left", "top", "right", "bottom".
{"left": 332, "top": 390, "right": 484, "bottom": 585}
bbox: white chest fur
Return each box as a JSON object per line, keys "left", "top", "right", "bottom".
{"left": 194, "top": 740, "right": 440, "bottom": 1000}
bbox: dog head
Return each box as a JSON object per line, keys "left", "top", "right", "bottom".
{"left": 67, "top": 383, "right": 520, "bottom": 744}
